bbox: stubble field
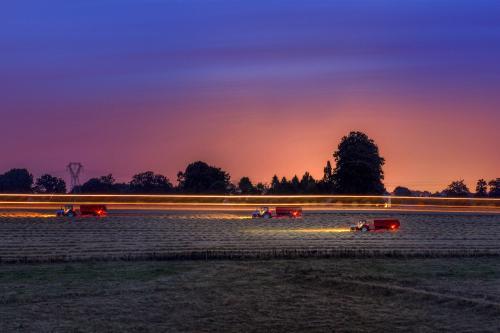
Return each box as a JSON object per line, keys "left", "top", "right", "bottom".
{"left": 0, "top": 211, "right": 499, "bottom": 262}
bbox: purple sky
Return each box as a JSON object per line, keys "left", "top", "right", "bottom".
{"left": 1, "top": 0, "right": 499, "bottom": 191}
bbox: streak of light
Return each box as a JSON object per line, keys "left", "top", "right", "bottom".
{"left": 0, "top": 212, "right": 54, "bottom": 218}
{"left": 289, "top": 228, "right": 352, "bottom": 233}
{"left": 0, "top": 194, "right": 498, "bottom": 201}
{"left": 246, "top": 228, "right": 352, "bottom": 234}
{"left": 0, "top": 201, "right": 498, "bottom": 209}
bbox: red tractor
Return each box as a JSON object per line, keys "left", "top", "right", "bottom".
{"left": 56, "top": 204, "right": 108, "bottom": 217}
{"left": 252, "top": 207, "right": 302, "bottom": 219}
{"left": 351, "top": 218, "right": 400, "bottom": 232}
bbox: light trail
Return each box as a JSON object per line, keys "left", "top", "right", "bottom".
{"left": 0, "top": 201, "right": 498, "bottom": 208}
{"left": 0, "top": 194, "right": 498, "bottom": 201}
{"left": 289, "top": 228, "right": 352, "bottom": 233}
{"left": 0, "top": 212, "right": 54, "bottom": 218}
{"left": 246, "top": 227, "right": 352, "bottom": 234}
{"left": 0, "top": 194, "right": 498, "bottom": 215}
{"left": 0, "top": 205, "right": 498, "bottom": 215}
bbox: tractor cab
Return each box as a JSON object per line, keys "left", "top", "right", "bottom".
{"left": 56, "top": 205, "right": 77, "bottom": 217}
{"left": 252, "top": 207, "right": 272, "bottom": 219}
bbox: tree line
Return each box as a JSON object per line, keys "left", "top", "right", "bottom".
{"left": 393, "top": 179, "right": 500, "bottom": 198}
{"left": 0, "top": 131, "right": 498, "bottom": 197}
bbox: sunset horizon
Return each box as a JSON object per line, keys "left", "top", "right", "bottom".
{"left": 2, "top": 1, "right": 499, "bottom": 193}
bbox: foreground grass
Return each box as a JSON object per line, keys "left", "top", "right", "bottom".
{"left": 1, "top": 258, "right": 499, "bottom": 332}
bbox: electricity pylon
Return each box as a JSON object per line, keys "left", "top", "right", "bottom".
{"left": 67, "top": 162, "right": 83, "bottom": 192}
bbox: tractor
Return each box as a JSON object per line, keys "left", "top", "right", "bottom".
{"left": 351, "top": 218, "right": 400, "bottom": 232}
{"left": 56, "top": 204, "right": 108, "bottom": 217}
{"left": 252, "top": 206, "right": 302, "bottom": 219}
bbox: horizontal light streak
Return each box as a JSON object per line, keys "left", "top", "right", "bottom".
{"left": 0, "top": 212, "right": 54, "bottom": 218}
{"left": 290, "top": 228, "right": 352, "bottom": 233}
{"left": 0, "top": 194, "right": 497, "bottom": 201}
{"left": 0, "top": 201, "right": 498, "bottom": 210}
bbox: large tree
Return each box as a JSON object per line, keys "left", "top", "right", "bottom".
{"left": 177, "top": 161, "right": 230, "bottom": 194}
{"left": 130, "top": 171, "right": 172, "bottom": 194}
{"left": 332, "top": 131, "right": 385, "bottom": 194}
{"left": 443, "top": 180, "right": 470, "bottom": 197}
{"left": 0, "top": 168, "right": 33, "bottom": 193}
{"left": 34, "top": 174, "right": 66, "bottom": 194}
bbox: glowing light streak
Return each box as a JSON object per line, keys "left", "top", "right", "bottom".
{"left": 0, "top": 194, "right": 497, "bottom": 201}
{"left": 290, "top": 228, "right": 352, "bottom": 233}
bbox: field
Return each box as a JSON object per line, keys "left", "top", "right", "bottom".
{"left": 1, "top": 210, "right": 499, "bottom": 332}
{"left": 1, "top": 258, "right": 499, "bottom": 332}
{"left": 0, "top": 211, "right": 499, "bottom": 262}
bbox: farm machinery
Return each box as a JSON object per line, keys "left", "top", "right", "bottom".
{"left": 252, "top": 206, "right": 302, "bottom": 219}
{"left": 350, "top": 218, "right": 400, "bottom": 232}
{"left": 56, "top": 204, "right": 108, "bottom": 217}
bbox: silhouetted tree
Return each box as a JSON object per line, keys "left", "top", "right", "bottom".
{"left": 319, "top": 160, "right": 335, "bottom": 193}
{"left": 291, "top": 175, "right": 300, "bottom": 193}
{"left": 443, "top": 180, "right": 470, "bottom": 197}
{"left": 475, "top": 179, "right": 488, "bottom": 197}
{"left": 280, "top": 177, "right": 293, "bottom": 194}
{"left": 0, "top": 168, "right": 33, "bottom": 193}
{"left": 177, "top": 161, "right": 230, "bottom": 194}
{"left": 238, "top": 177, "right": 256, "bottom": 194}
{"left": 80, "top": 174, "right": 117, "bottom": 193}
{"left": 300, "top": 172, "right": 318, "bottom": 193}
{"left": 332, "top": 131, "right": 385, "bottom": 194}
{"left": 270, "top": 175, "right": 280, "bottom": 194}
{"left": 34, "top": 174, "right": 66, "bottom": 194}
{"left": 255, "top": 182, "right": 267, "bottom": 195}
{"left": 130, "top": 171, "right": 172, "bottom": 193}
{"left": 393, "top": 186, "right": 412, "bottom": 197}
{"left": 488, "top": 178, "right": 500, "bottom": 197}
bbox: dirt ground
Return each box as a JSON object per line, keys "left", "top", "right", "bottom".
{"left": 1, "top": 257, "right": 499, "bottom": 332}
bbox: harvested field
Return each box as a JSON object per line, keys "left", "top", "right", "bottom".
{"left": 0, "top": 211, "right": 499, "bottom": 262}
{"left": 0, "top": 258, "right": 499, "bottom": 332}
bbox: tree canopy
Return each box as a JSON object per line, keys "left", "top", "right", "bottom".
{"left": 177, "top": 161, "right": 230, "bottom": 194}
{"left": 332, "top": 131, "right": 385, "bottom": 194}
{"left": 475, "top": 179, "right": 488, "bottom": 197}
{"left": 34, "top": 174, "right": 66, "bottom": 194}
{"left": 0, "top": 168, "right": 33, "bottom": 193}
{"left": 443, "top": 180, "right": 470, "bottom": 197}
{"left": 130, "top": 171, "right": 172, "bottom": 194}
{"left": 393, "top": 186, "right": 412, "bottom": 196}
{"left": 488, "top": 178, "right": 500, "bottom": 197}
{"left": 238, "top": 177, "right": 257, "bottom": 194}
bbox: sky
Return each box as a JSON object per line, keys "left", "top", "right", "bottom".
{"left": 1, "top": 0, "right": 499, "bottom": 192}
